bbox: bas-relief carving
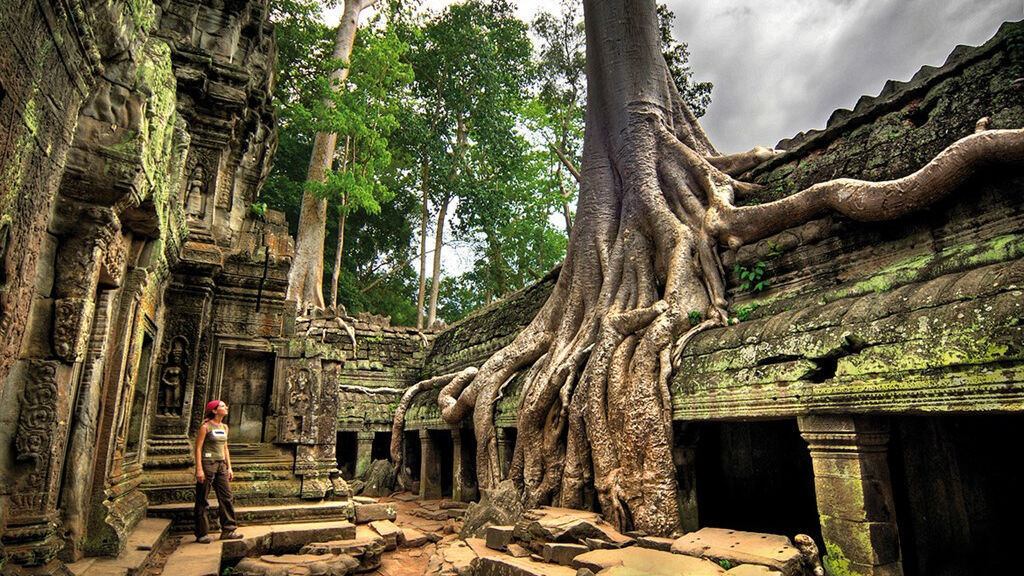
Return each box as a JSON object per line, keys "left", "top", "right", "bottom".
{"left": 13, "top": 362, "right": 58, "bottom": 465}
{"left": 282, "top": 366, "right": 317, "bottom": 444}
{"left": 157, "top": 336, "right": 188, "bottom": 416}
{"left": 185, "top": 162, "right": 209, "bottom": 220}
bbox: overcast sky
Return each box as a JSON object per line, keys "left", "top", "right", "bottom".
{"left": 336, "top": 0, "right": 1023, "bottom": 153}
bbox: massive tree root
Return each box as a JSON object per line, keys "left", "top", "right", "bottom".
{"left": 415, "top": 0, "right": 1024, "bottom": 536}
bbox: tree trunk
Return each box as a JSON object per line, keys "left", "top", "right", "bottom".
{"left": 426, "top": 194, "right": 449, "bottom": 328}
{"left": 329, "top": 203, "right": 347, "bottom": 310}
{"left": 287, "top": 0, "right": 372, "bottom": 312}
{"left": 417, "top": 149, "right": 429, "bottom": 329}
{"left": 423, "top": 0, "right": 1024, "bottom": 538}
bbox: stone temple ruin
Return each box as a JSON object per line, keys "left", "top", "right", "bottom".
{"left": 0, "top": 1, "right": 1022, "bottom": 575}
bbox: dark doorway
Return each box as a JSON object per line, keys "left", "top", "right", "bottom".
{"left": 404, "top": 430, "right": 421, "bottom": 481}
{"left": 337, "top": 431, "right": 357, "bottom": 478}
{"left": 890, "top": 414, "right": 1024, "bottom": 576}
{"left": 221, "top": 350, "right": 274, "bottom": 443}
{"left": 694, "top": 420, "right": 821, "bottom": 546}
{"left": 372, "top": 431, "right": 391, "bottom": 461}
{"left": 430, "top": 429, "right": 454, "bottom": 498}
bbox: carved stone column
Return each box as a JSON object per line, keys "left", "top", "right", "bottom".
{"left": 799, "top": 415, "right": 904, "bottom": 576}
{"left": 419, "top": 429, "right": 442, "bottom": 501}
{"left": 673, "top": 423, "right": 700, "bottom": 533}
{"left": 496, "top": 427, "right": 515, "bottom": 480}
{"left": 355, "top": 431, "right": 375, "bottom": 479}
{"left": 452, "top": 428, "right": 477, "bottom": 503}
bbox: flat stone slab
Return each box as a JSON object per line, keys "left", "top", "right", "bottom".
{"left": 369, "top": 520, "right": 403, "bottom": 550}
{"left": 573, "top": 547, "right": 725, "bottom": 576}
{"left": 671, "top": 528, "right": 801, "bottom": 575}
{"left": 299, "top": 535, "right": 385, "bottom": 572}
{"left": 221, "top": 521, "right": 357, "bottom": 564}
{"left": 726, "top": 565, "right": 784, "bottom": 576}
{"left": 354, "top": 502, "right": 397, "bottom": 523}
{"left": 472, "top": 555, "right": 579, "bottom": 576}
{"left": 401, "top": 527, "right": 430, "bottom": 548}
{"left": 542, "top": 542, "right": 589, "bottom": 565}
{"left": 636, "top": 535, "right": 676, "bottom": 552}
{"left": 234, "top": 553, "right": 359, "bottom": 576}
{"left": 515, "top": 507, "right": 631, "bottom": 546}
{"left": 69, "top": 518, "right": 171, "bottom": 576}
{"left": 486, "top": 525, "right": 515, "bottom": 551}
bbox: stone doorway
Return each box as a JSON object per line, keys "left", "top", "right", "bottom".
{"left": 693, "top": 420, "right": 821, "bottom": 546}
{"left": 890, "top": 414, "right": 1024, "bottom": 576}
{"left": 220, "top": 349, "right": 274, "bottom": 443}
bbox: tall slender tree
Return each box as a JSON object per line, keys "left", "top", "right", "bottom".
{"left": 288, "top": 0, "right": 375, "bottom": 313}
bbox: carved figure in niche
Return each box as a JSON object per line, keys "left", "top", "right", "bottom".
{"left": 286, "top": 368, "right": 313, "bottom": 440}
{"left": 185, "top": 163, "right": 208, "bottom": 218}
{"left": 158, "top": 337, "right": 188, "bottom": 416}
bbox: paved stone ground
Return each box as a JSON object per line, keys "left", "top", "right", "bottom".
{"left": 89, "top": 495, "right": 823, "bottom": 576}
{"left": 150, "top": 494, "right": 455, "bottom": 576}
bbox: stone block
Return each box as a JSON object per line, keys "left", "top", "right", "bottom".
{"left": 508, "top": 543, "right": 532, "bottom": 558}
{"left": 402, "top": 527, "right": 429, "bottom": 548}
{"left": 369, "top": 520, "right": 403, "bottom": 550}
{"left": 486, "top": 525, "right": 515, "bottom": 551}
{"left": 543, "top": 543, "right": 589, "bottom": 566}
{"left": 269, "top": 523, "right": 357, "bottom": 553}
{"left": 820, "top": 516, "right": 900, "bottom": 565}
{"left": 354, "top": 502, "right": 396, "bottom": 524}
{"left": 636, "top": 535, "right": 675, "bottom": 551}
{"left": 573, "top": 547, "right": 725, "bottom": 576}
{"left": 725, "top": 565, "right": 783, "bottom": 576}
{"left": 671, "top": 528, "right": 802, "bottom": 575}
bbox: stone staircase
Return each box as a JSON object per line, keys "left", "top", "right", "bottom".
{"left": 66, "top": 518, "right": 172, "bottom": 576}
{"left": 147, "top": 499, "right": 357, "bottom": 535}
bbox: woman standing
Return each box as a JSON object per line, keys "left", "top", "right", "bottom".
{"left": 194, "top": 399, "right": 244, "bottom": 543}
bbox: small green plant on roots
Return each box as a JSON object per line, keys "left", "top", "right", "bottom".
{"left": 732, "top": 302, "right": 759, "bottom": 322}
{"left": 688, "top": 310, "right": 703, "bottom": 326}
{"left": 734, "top": 260, "right": 770, "bottom": 293}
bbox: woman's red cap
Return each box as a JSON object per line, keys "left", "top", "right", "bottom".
{"left": 206, "top": 400, "right": 222, "bottom": 413}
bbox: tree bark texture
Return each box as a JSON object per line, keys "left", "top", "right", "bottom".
{"left": 287, "top": 0, "right": 371, "bottom": 312}
{"left": 407, "top": 0, "right": 1024, "bottom": 537}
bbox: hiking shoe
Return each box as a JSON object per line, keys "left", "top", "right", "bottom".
{"left": 196, "top": 536, "right": 212, "bottom": 544}
{"left": 220, "top": 531, "right": 243, "bottom": 540}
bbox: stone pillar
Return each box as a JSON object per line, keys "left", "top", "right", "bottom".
{"left": 452, "top": 428, "right": 477, "bottom": 502}
{"left": 673, "top": 423, "right": 700, "bottom": 533}
{"left": 419, "top": 429, "right": 442, "bottom": 500}
{"left": 355, "top": 431, "right": 375, "bottom": 478}
{"left": 496, "top": 427, "right": 514, "bottom": 479}
{"left": 799, "top": 415, "right": 903, "bottom": 576}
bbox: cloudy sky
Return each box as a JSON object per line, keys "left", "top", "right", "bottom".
{"left": 338, "top": 0, "right": 1023, "bottom": 153}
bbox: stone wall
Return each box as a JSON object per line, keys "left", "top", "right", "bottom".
{"left": 672, "top": 20, "right": 1024, "bottom": 420}
{"left": 0, "top": 1, "right": 280, "bottom": 573}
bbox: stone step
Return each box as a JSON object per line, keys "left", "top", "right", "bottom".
{"left": 163, "top": 520, "right": 357, "bottom": 576}
{"left": 148, "top": 499, "right": 354, "bottom": 534}
{"left": 67, "top": 518, "right": 171, "bottom": 576}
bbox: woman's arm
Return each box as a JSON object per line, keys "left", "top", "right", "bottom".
{"left": 223, "top": 424, "right": 233, "bottom": 481}
{"left": 195, "top": 423, "right": 208, "bottom": 483}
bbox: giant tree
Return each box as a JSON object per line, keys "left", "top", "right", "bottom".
{"left": 423, "top": 0, "right": 1024, "bottom": 537}
{"left": 287, "top": 0, "right": 375, "bottom": 312}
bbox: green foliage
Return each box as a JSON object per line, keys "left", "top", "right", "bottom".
{"left": 734, "top": 261, "right": 770, "bottom": 293}
{"left": 250, "top": 201, "right": 268, "bottom": 219}
{"left": 688, "top": 310, "right": 703, "bottom": 326}
{"left": 717, "top": 559, "right": 733, "bottom": 570}
{"left": 732, "top": 302, "right": 759, "bottom": 322}
{"left": 657, "top": 4, "right": 713, "bottom": 117}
